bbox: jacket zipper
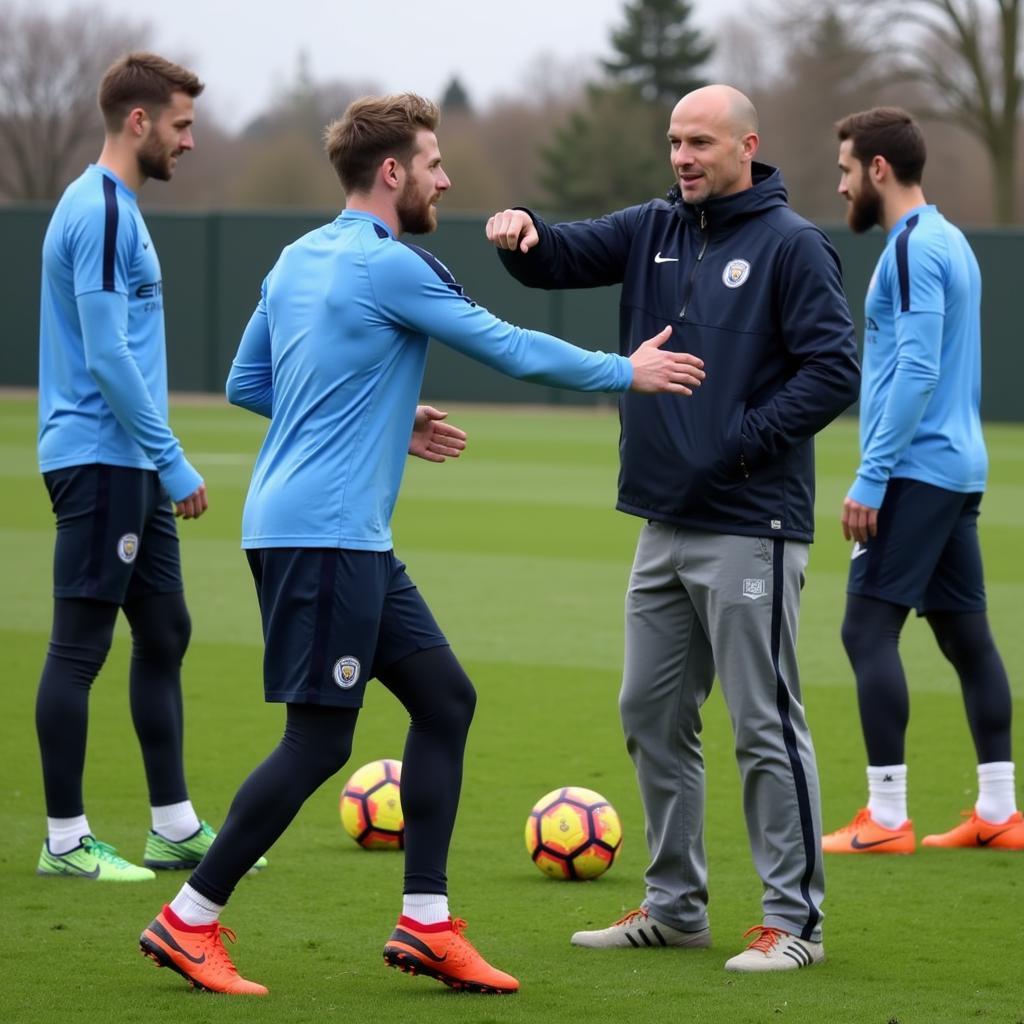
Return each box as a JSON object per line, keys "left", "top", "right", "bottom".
{"left": 678, "top": 209, "right": 708, "bottom": 320}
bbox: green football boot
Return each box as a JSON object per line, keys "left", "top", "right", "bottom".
{"left": 37, "top": 835, "right": 156, "bottom": 881}
{"left": 143, "top": 820, "right": 268, "bottom": 873}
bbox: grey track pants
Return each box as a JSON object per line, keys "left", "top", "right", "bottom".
{"left": 621, "top": 522, "right": 825, "bottom": 942}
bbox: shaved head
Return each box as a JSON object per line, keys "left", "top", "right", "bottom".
{"left": 675, "top": 85, "right": 758, "bottom": 138}
{"left": 667, "top": 84, "right": 760, "bottom": 204}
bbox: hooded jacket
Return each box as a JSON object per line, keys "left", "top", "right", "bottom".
{"left": 497, "top": 162, "right": 860, "bottom": 542}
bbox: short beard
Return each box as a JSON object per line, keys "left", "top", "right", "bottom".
{"left": 847, "top": 170, "right": 882, "bottom": 234}
{"left": 397, "top": 182, "right": 436, "bottom": 235}
{"left": 138, "top": 139, "right": 174, "bottom": 182}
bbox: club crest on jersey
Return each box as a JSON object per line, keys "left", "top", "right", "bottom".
{"left": 722, "top": 258, "right": 751, "bottom": 288}
{"left": 742, "top": 578, "right": 766, "bottom": 600}
{"left": 333, "top": 656, "right": 361, "bottom": 689}
{"left": 116, "top": 533, "right": 139, "bottom": 564}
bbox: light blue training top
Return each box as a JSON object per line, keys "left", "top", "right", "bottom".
{"left": 227, "top": 209, "right": 633, "bottom": 550}
{"left": 37, "top": 165, "right": 201, "bottom": 501}
{"left": 850, "top": 204, "right": 988, "bottom": 509}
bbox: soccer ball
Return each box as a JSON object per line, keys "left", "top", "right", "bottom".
{"left": 524, "top": 786, "right": 622, "bottom": 880}
{"left": 339, "top": 759, "right": 404, "bottom": 849}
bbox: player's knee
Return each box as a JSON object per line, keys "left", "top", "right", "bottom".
{"left": 931, "top": 614, "right": 994, "bottom": 671}
{"left": 317, "top": 729, "right": 355, "bottom": 780}
{"left": 446, "top": 671, "right": 477, "bottom": 733}
{"left": 130, "top": 595, "right": 191, "bottom": 665}
{"left": 840, "top": 612, "right": 873, "bottom": 662}
{"left": 619, "top": 686, "right": 658, "bottom": 739}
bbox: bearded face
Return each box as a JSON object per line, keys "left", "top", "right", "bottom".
{"left": 396, "top": 172, "right": 438, "bottom": 235}
{"left": 846, "top": 165, "right": 883, "bottom": 234}
{"left": 137, "top": 131, "right": 179, "bottom": 182}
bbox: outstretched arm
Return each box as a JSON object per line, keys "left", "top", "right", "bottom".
{"left": 409, "top": 406, "right": 467, "bottom": 463}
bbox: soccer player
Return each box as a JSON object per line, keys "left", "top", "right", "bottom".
{"left": 487, "top": 85, "right": 860, "bottom": 971}
{"left": 138, "top": 92, "right": 704, "bottom": 996}
{"left": 822, "top": 107, "right": 1022, "bottom": 854}
{"left": 33, "top": 53, "right": 257, "bottom": 882}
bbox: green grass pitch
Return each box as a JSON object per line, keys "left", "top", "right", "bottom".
{"left": 0, "top": 393, "right": 1021, "bottom": 1024}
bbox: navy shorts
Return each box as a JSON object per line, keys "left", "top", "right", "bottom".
{"left": 245, "top": 547, "right": 448, "bottom": 708}
{"left": 43, "top": 464, "right": 183, "bottom": 604}
{"left": 847, "top": 477, "right": 987, "bottom": 615}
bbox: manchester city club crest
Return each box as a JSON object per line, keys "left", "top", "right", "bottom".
{"left": 333, "top": 656, "right": 361, "bottom": 689}
{"left": 722, "top": 258, "right": 751, "bottom": 288}
{"left": 742, "top": 578, "right": 766, "bottom": 600}
{"left": 116, "top": 533, "right": 139, "bottom": 564}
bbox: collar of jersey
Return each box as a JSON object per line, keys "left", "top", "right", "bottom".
{"left": 88, "top": 163, "right": 136, "bottom": 200}
{"left": 886, "top": 203, "right": 936, "bottom": 241}
{"left": 340, "top": 209, "right": 395, "bottom": 238}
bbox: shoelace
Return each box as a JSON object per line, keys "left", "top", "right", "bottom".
{"left": 82, "top": 838, "right": 132, "bottom": 867}
{"left": 202, "top": 925, "right": 240, "bottom": 976}
{"left": 613, "top": 908, "right": 648, "bottom": 927}
{"left": 742, "top": 925, "right": 784, "bottom": 953}
{"left": 449, "top": 918, "right": 468, "bottom": 936}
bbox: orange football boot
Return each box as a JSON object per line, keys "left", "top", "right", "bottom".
{"left": 922, "top": 810, "right": 1024, "bottom": 850}
{"left": 383, "top": 915, "right": 519, "bottom": 993}
{"left": 821, "top": 808, "right": 916, "bottom": 854}
{"left": 139, "top": 905, "right": 268, "bottom": 995}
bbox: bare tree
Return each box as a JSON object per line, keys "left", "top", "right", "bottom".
{"left": 0, "top": 4, "right": 149, "bottom": 200}
{"left": 868, "top": 0, "right": 1022, "bottom": 223}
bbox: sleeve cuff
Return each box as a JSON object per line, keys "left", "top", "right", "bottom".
{"left": 161, "top": 459, "right": 203, "bottom": 503}
{"left": 848, "top": 476, "right": 887, "bottom": 509}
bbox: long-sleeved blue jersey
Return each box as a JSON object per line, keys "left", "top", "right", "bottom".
{"left": 37, "top": 164, "right": 201, "bottom": 501}
{"left": 227, "top": 209, "right": 633, "bottom": 550}
{"left": 849, "top": 205, "right": 988, "bottom": 509}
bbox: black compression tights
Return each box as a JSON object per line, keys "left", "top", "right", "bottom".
{"left": 841, "top": 594, "right": 1012, "bottom": 766}
{"left": 35, "top": 593, "right": 192, "bottom": 817}
{"left": 189, "top": 645, "right": 476, "bottom": 907}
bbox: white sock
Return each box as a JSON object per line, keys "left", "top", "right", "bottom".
{"left": 151, "top": 800, "right": 201, "bottom": 841}
{"left": 976, "top": 761, "right": 1017, "bottom": 823}
{"left": 170, "top": 883, "right": 223, "bottom": 927}
{"left": 47, "top": 815, "right": 92, "bottom": 855}
{"left": 866, "top": 764, "right": 908, "bottom": 829}
{"left": 402, "top": 893, "right": 449, "bottom": 925}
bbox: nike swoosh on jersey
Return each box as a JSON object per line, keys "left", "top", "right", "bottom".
{"left": 851, "top": 543, "right": 868, "bottom": 560}
{"left": 653, "top": 252, "right": 679, "bottom": 263}
{"left": 850, "top": 833, "right": 903, "bottom": 849}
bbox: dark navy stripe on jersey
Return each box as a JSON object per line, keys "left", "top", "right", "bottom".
{"left": 895, "top": 214, "right": 919, "bottom": 313}
{"left": 771, "top": 539, "right": 821, "bottom": 941}
{"left": 101, "top": 176, "right": 119, "bottom": 292}
{"left": 400, "top": 241, "right": 475, "bottom": 304}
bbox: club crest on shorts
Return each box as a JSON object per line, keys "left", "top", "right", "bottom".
{"left": 333, "top": 656, "right": 361, "bottom": 689}
{"left": 722, "top": 258, "right": 751, "bottom": 288}
{"left": 116, "top": 533, "right": 139, "bottom": 564}
{"left": 742, "top": 578, "right": 766, "bottom": 600}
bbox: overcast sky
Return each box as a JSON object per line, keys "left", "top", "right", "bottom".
{"left": 29, "top": 0, "right": 723, "bottom": 131}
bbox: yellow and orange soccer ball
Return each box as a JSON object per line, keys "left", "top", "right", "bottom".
{"left": 339, "top": 759, "right": 404, "bottom": 850}
{"left": 524, "top": 786, "right": 622, "bottom": 880}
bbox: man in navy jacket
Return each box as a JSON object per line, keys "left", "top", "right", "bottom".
{"left": 488, "top": 84, "right": 859, "bottom": 972}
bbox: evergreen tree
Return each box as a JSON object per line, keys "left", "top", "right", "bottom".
{"left": 538, "top": 84, "right": 672, "bottom": 214}
{"left": 602, "top": 0, "right": 714, "bottom": 104}
{"left": 440, "top": 75, "right": 473, "bottom": 115}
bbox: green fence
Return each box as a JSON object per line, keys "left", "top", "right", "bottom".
{"left": 2, "top": 206, "right": 1020, "bottom": 420}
